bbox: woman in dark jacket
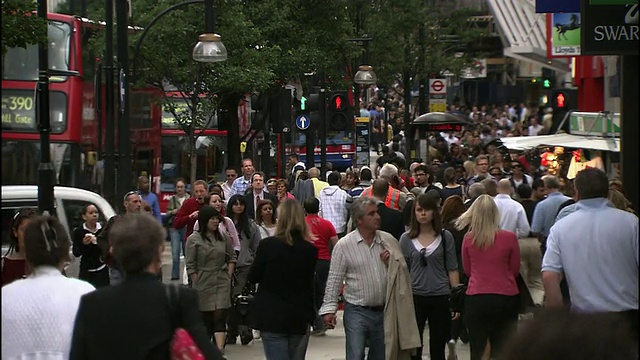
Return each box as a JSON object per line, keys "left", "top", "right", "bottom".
{"left": 70, "top": 213, "right": 223, "bottom": 360}
{"left": 72, "top": 204, "right": 109, "bottom": 288}
{"left": 248, "top": 199, "right": 318, "bottom": 360}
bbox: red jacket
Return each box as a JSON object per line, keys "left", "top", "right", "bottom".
{"left": 173, "top": 197, "right": 205, "bottom": 240}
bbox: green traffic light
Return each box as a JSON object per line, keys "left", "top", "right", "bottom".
{"left": 300, "top": 96, "right": 307, "bottom": 111}
{"left": 543, "top": 79, "right": 551, "bottom": 88}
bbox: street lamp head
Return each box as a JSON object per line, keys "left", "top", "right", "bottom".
{"left": 192, "top": 33, "right": 227, "bottom": 63}
{"left": 354, "top": 65, "right": 377, "bottom": 85}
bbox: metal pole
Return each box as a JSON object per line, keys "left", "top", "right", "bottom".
{"left": 95, "top": 64, "right": 103, "bottom": 162}
{"left": 116, "top": 0, "right": 131, "bottom": 209}
{"left": 418, "top": 23, "right": 427, "bottom": 116}
{"left": 319, "top": 88, "right": 327, "bottom": 178}
{"left": 621, "top": 54, "right": 639, "bottom": 212}
{"left": 36, "top": 0, "right": 54, "bottom": 214}
{"left": 104, "top": 0, "right": 115, "bottom": 205}
{"left": 204, "top": 0, "right": 215, "bottom": 33}
{"left": 306, "top": 125, "right": 315, "bottom": 171}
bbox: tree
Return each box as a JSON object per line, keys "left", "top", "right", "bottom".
{"left": 1, "top": 0, "right": 47, "bottom": 55}
{"left": 363, "top": 1, "right": 491, "bottom": 114}
{"left": 128, "top": 0, "right": 358, "bottom": 181}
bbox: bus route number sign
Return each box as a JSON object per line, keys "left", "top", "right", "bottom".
{"left": 2, "top": 94, "right": 36, "bottom": 129}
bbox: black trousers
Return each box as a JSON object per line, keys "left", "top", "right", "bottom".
{"left": 79, "top": 267, "right": 110, "bottom": 288}
{"left": 227, "top": 265, "right": 251, "bottom": 337}
{"left": 314, "top": 259, "right": 330, "bottom": 310}
{"left": 202, "top": 309, "right": 229, "bottom": 339}
{"left": 464, "top": 294, "right": 519, "bottom": 360}
{"left": 313, "top": 259, "right": 331, "bottom": 331}
{"left": 411, "top": 294, "right": 451, "bottom": 360}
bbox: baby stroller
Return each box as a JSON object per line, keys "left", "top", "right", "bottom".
{"left": 231, "top": 283, "right": 255, "bottom": 345}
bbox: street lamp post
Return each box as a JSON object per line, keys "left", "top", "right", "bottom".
{"left": 37, "top": 0, "right": 54, "bottom": 214}
{"left": 352, "top": 38, "right": 377, "bottom": 163}
{"left": 125, "top": 0, "right": 226, "bottom": 197}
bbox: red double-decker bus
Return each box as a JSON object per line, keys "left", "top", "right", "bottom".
{"left": 158, "top": 92, "right": 227, "bottom": 212}
{"left": 2, "top": 13, "right": 162, "bottom": 195}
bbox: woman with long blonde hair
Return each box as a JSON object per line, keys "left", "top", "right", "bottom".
{"left": 455, "top": 194, "right": 520, "bottom": 360}
{"left": 247, "top": 199, "right": 317, "bottom": 360}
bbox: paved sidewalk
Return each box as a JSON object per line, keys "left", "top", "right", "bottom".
{"left": 222, "top": 311, "right": 470, "bottom": 360}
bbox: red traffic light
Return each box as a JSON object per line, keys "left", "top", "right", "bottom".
{"left": 556, "top": 93, "right": 566, "bottom": 108}
{"left": 330, "top": 94, "right": 348, "bottom": 111}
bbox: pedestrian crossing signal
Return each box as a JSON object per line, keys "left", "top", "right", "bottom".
{"left": 556, "top": 93, "right": 566, "bottom": 108}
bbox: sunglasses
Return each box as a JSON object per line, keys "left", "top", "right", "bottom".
{"left": 419, "top": 248, "right": 429, "bottom": 267}
{"left": 123, "top": 191, "right": 138, "bottom": 201}
{"left": 511, "top": 164, "right": 523, "bottom": 169}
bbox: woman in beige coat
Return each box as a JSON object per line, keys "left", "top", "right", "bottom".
{"left": 186, "top": 205, "right": 237, "bottom": 354}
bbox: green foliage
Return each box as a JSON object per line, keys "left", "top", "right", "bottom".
{"left": 1, "top": 0, "right": 47, "bottom": 55}
{"left": 54, "top": 0, "right": 103, "bottom": 18}
{"left": 363, "top": 1, "right": 491, "bottom": 87}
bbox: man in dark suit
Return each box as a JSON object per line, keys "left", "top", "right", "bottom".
{"left": 243, "top": 172, "right": 279, "bottom": 220}
{"left": 371, "top": 179, "right": 406, "bottom": 240}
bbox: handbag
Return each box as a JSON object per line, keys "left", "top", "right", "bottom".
{"left": 442, "top": 230, "right": 467, "bottom": 312}
{"left": 163, "top": 197, "right": 177, "bottom": 228}
{"left": 165, "top": 284, "right": 205, "bottom": 360}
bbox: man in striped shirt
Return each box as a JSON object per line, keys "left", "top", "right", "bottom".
{"left": 320, "top": 197, "right": 392, "bottom": 360}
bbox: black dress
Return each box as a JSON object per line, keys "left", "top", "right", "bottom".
{"left": 73, "top": 224, "right": 110, "bottom": 288}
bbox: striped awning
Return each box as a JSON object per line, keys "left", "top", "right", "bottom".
{"left": 487, "top": 0, "right": 569, "bottom": 73}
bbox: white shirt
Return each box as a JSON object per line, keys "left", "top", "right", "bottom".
{"left": 221, "top": 182, "right": 233, "bottom": 202}
{"left": 528, "top": 124, "right": 544, "bottom": 136}
{"left": 320, "top": 230, "right": 389, "bottom": 315}
{"left": 493, "top": 194, "right": 531, "bottom": 238}
{"left": 2, "top": 266, "right": 95, "bottom": 360}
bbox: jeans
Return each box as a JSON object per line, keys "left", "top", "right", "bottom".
{"left": 109, "top": 267, "right": 124, "bottom": 286}
{"left": 261, "top": 330, "right": 310, "bottom": 360}
{"left": 343, "top": 302, "right": 385, "bottom": 360}
{"left": 169, "top": 227, "right": 186, "bottom": 279}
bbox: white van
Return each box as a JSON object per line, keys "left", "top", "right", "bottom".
{"left": 1, "top": 185, "right": 117, "bottom": 278}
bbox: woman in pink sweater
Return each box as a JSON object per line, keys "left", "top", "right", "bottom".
{"left": 455, "top": 194, "right": 520, "bottom": 360}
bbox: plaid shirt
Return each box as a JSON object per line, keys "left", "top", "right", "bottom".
{"left": 231, "top": 176, "right": 252, "bottom": 196}
{"left": 318, "top": 186, "right": 349, "bottom": 234}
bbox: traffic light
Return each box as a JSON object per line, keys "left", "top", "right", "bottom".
{"left": 270, "top": 88, "right": 293, "bottom": 133}
{"left": 291, "top": 93, "right": 321, "bottom": 133}
{"left": 552, "top": 89, "right": 569, "bottom": 109}
{"left": 550, "top": 88, "right": 577, "bottom": 133}
{"left": 541, "top": 67, "right": 555, "bottom": 89}
{"left": 327, "top": 91, "right": 353, "bottom": 131}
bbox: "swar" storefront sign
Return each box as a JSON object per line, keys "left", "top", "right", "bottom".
{"left": 581, "top": 1, "right": 639, "bottom": 55}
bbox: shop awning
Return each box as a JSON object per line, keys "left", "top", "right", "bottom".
{"left": 499, "top": 134, "right": 620, "bottom": 152}
{"left": 486, "top": 0, "right": 568, "bottom": 73}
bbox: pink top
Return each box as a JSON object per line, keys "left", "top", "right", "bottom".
{"left": 192, "top": 216, "right": 241, "bottom": 252}
{"left": 279, "top": 192, "right": 295, "bottom": 203}
{"left": 462, "top": 229, "right": 520, "bottom": 296}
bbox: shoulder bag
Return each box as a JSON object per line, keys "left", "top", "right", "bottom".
{"left": 442, "top": 230, "right": 467, "bottom": 312}
{"left": 163, "top": 196, "right": 178, "bottom": 228}
{"left": 165, "top": 284, "right": 205, "bottom": 360}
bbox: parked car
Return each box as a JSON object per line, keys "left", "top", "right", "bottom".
{"left": 1, "top": 185, "right": 116, "bottom": 278}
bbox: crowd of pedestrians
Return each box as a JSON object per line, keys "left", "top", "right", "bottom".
{"left": 2, "top": 115, "right": 638, "bottom": 360}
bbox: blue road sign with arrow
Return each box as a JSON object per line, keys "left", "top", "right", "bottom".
{"left": 296, "top": 114, "right": 310, "bottom": 130}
